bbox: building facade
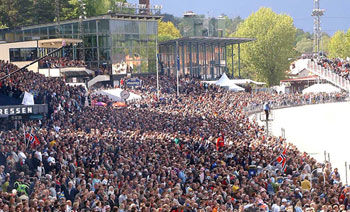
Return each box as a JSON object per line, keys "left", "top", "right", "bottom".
{"left": 159, "top": 37, "right": 254, "bottom": 80}
{"left": 180, "top": 12, "right": 226, "bottom": 37}
{"left": 0, "top": 13, "right": 161, "bottom": 74}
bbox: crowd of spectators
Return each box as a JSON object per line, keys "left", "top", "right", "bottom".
{"left": 317, "top": 58, "right": 350, "bottom": 81}
{"left": 0, "top": 59, "right": 349, "bottom": 211}
{"left": 39, "top": 57, "right": 86, "bottom": 69}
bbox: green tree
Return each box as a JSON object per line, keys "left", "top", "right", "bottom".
{"left": 328, "top": 30, "right": 349, "bottom": 58}
{"left": 0, "top": 0, "right": 23, "bottom": 28}
{"left": 234, "top": 8, "right": 296, "bottom": 86}
{"left": 296, "top": 37, "right": 313, "bottom": 54}
{"left": 158, "top": 21, "right": 181, "bottom": 42}
{"left": 321, "top": 33, "right": 330, "bottom": 54}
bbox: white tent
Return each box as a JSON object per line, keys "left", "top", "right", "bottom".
{"left": 230, "top": 79, "right": 266, "bottom": 86}
{"left": 215, "top": 73, "right": 230, "bottom": 86}
{"left": 302, "top": 83, "right": 341, "bottom": 94}
{"left": 93, "top": 88, "right": 142, "bottom": 102}
{"left": 202, "top": 73, "right": 245, "bottom": 92}
{"left": 228, "top": 84, "right": 245, "bottom": 92}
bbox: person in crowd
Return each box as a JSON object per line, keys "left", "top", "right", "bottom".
{"left": 0, "top": 58, "right": 348, "bottom": 211}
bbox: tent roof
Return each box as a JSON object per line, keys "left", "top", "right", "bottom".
{"left": 215, "top": 73, "right": 230, "bottom": 86}
{"left": 302, "top": 83, "right": 341, "bottom": 94}
{"left": 230, "top": 79, "right": 266, "bottom": 85}
{"left": 202, "top": 73, "right": 245, "bottom": 92}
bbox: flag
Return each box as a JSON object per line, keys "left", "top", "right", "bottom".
{"left": 276, "top": 149, "right": 287, "bottom": 170}
{"left": 22, "top": 92, "right": 34, "bottom": 105}
{"left": 25, "top": 133, "right": 40, "bottom": 147}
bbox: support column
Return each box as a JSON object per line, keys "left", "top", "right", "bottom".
{"left": 211, "top": 43, "right": 214, "bottom": 79}
{"left": 174, "top": 44, "right": 177, "bottom": 76}
{"left": 204, "top": 44, "right": 207, "bottom": 80}
{"left": 238, "top": 43, "right": 241, "bottom": 78}
{"left": 218, "top": 43, "right": 221, "bottom": 76}
{"left": 182, "top": 43, "right": 185, "bottom": 76}
{"left": 96, "top": 21, "right": 100, "bottom": 68}
{"left": 231, "top": 44, "right": 234, "bottom": 78}
{"left": 196, "top": 42, "right": 200, "bottom": 78}
{"left": 189, "top": 42, "right": 193, "bottom": 77}
{"left": 224, "top": 44, "right": 227, "bottom": 75}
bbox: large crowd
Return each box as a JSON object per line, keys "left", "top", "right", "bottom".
{"left": 318, "top": 58, "right": 350, "bottom": 81}
{"left": 39, "top": 57, "right": 86, "bottom": 69}
{"left": 0, "top": 58, "right": 349, "bottom": 212}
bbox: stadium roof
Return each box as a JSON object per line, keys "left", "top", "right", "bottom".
{"left": 159, "top": 36, "right": 256, "bottom": 46}
{"left": 0, "top": 13, "right": 161, "bottom": 32}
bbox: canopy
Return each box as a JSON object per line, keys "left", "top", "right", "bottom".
{"left": 230, "top": 79, "right": 266, "bottom": 86}
{"left": 93, "top": 88, "right": 142, "bottom": 102}
{"left": 228, "top": 84, "right": 245, "bottom": 92}
{"left": 302, "top": 83, "right": 341, "bottom": 94}
{"left": 215, "top": 73, "right": 230, "bottom": 86}
{"left": 203, "top": 73, "right": 245, "bottom": 92}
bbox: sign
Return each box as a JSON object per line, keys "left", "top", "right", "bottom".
{"left": 126, "top": 78, "right": 142, "bottom": 87}
{"left": 0, "top": 106, "right": 33, "bottom": 116}
{"left": 0, "top": 104, "right": 48, "bottom": 119}
{"left": 121, "top": 90, "right": 130, "bottom": 100}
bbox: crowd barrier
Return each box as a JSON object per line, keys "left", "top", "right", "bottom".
{"left": 244, "top": 94, "right": 348, "bottom": 116}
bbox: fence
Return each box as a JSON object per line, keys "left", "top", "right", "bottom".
{"left": 244, "top": 94, "right": 347, "bottom": 116}
{"left": 307, "top": 60, "right": 350, "bottom": 91}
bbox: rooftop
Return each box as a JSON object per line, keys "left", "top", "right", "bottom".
{"left": 0, "top": 13, "right": 162, "bottom": 32}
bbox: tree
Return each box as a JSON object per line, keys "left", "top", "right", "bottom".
{"left": 161, "top": 13, "right": 181, "bottom": 27}
{"left": 0, "top": 0, "right": 23, "bottom": 28}
{"left": 218, "top": 15, "right": 243, "bottom": 37}
{"left": 321, "top": 33, "right": 330, "bottom": 54}
{"left": 328, "top": 30, "right": 349, "bottom": 59}
{"left": 158, "top": 21, "right": 181, "bottom": 42}
{"left": 296, "top": 37, "right": 313, "bottom": 54}
{"left": 0, "top": 0, "right": 128, "bottom": 27}
{"left": 234, "top": 8, "right": 296, "bottom": 86}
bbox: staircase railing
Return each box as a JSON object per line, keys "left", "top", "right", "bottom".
{"left": 307, "top": 60, "right": 350, "bottom": 91}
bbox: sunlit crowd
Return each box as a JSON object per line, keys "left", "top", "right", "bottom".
{"left": 0, "top": 59, "right": 349, "bottom": 212}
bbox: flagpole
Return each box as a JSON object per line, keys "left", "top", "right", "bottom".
{"left": 23, "top": 123, "right": 26, "bottom": 146}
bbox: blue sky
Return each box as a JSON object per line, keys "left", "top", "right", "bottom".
{"left": 129, "top": 0, "right": 350, "bottom": 35}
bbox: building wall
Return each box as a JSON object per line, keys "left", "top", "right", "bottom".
{"left": 0, "top": 16, "right": 159, "bottom": 74}
{"left": 0, "top": 41, "right": 38, "bottom": 72}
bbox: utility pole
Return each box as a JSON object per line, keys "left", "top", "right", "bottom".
{"left": 312, "top": 0, "right": 325, "bottom": 56}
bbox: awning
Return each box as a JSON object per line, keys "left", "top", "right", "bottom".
{"left": 38, "top": 38, "right": 82, "bottom": 48}
{"left": 60, "top": 67, "right": 94, "bottom": 77}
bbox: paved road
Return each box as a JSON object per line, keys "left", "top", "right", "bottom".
{"left": 255, "top": 101, "right": 350, "bottom": 184}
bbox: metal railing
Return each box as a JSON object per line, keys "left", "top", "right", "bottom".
{"left": 307, "top": 60, "right": 350, "bottom": 91}
{"left": 244, "top": 95, "right": 347, "bottom": 116}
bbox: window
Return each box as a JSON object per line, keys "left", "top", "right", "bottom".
{"left": 10, "top": 48, "right": 38, "bottom": 62}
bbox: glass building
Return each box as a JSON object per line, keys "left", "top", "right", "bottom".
{"left": 0, "top": 13, "right": 161, "bottom": 74}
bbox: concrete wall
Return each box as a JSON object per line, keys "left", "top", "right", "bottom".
{"left": 0, "top": 41, "right": 38, "bottom": 72}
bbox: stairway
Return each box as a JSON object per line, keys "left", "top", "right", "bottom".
{"left": 307, "top": 60, "right": 350, "bottom": 91}
{"left": 87, "top": 75, "right": 110, "bottom": 88}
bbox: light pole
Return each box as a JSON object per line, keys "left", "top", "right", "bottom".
{"left": 176, "top": 41, "right": 180, "bottom": 97}
{"left": 156, "top": 24, "right": 160, "bottom": 99}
